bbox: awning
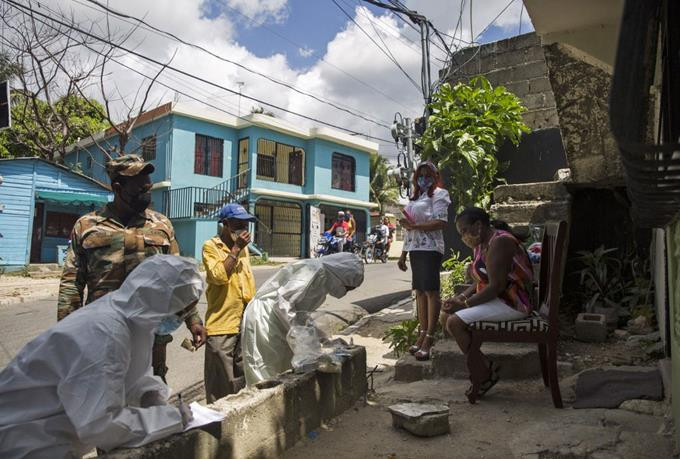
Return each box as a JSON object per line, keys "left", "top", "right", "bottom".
{"left": 36, "top": 190, "right": 111, "bottom": 206}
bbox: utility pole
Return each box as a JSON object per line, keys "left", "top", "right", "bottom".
{"left": 361, "top": 1, "right": 450, "bottom": 195}
{"left": 236, "top": 81, "right": 245, "bottom": 117}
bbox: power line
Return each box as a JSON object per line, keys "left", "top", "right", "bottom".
{"left": 330, "top": 0, "right": 422, "bottom": 93}
{"left": 215, "top": 0, "right": 413, "bottom": 112}
{"left": 72, "top": 0, "right": 391, "bottom": 130}
{"left": 474, "top": 0, "right": 518, "bottom": 42}
{"left": 7, "top": 0, "right": 395, "bottom": 143}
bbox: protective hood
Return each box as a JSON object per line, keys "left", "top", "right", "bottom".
{"left": 109, "top": 255, "right": 204, "bottom": 328}
{"left": 0, "top": 255, "right": 204, "bottom": 457}
{"left": 242, "top": 253, "right": 364, "bottom": 384}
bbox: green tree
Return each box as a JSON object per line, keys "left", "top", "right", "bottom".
{"left": 418, "top": 76, "right": 530, "bottom": 211}
{"left": 369, "top": 153, "right": 399, "bottom": 215}
{"left": 0, "top": 92, "right": 109, "bottom": 161}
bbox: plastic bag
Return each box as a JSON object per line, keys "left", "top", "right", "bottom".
{"left": 286, "top": 323, "right": 323, "bottom": 372}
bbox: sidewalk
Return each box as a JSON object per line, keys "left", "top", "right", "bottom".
{"left": 285, "top": 302, "right": 675, "bottom": 459}
{"left": 0, "top": 263, "right": 283, "bottom": 306}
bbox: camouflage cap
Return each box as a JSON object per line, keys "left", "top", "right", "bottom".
{"left": 106, "top": 154, "right": 154, "bottom": 181}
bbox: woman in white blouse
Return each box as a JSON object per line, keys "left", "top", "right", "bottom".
{"left": 398, "top": 161, "right": 451, "bottom": 360}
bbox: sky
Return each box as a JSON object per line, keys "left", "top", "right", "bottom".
{"left": 8, "top": 0, "right": 534, "bottom": 162}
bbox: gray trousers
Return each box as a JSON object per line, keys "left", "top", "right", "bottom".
{"left": 204, "top": 334, "right": 245, "bottom": 403}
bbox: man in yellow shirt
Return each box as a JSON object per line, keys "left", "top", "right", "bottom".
{"left": 202, "top": 204, "right": 256, "bottom": 403}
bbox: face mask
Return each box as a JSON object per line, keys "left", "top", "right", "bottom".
{"left": 461, "top": 223, "right": 483, "bottom": 248}
{"left": 155, "top": 315, "right": 183, "bottom": 335}
{"left": 417, "top": 176, "right": 434, "bottom": 190}
{"left": 122, "top": 189, "right": 152, "bottom": 213}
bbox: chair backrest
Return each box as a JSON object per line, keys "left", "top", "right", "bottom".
{"left": 537, "top": 221, "right": 568, "bottom": 333}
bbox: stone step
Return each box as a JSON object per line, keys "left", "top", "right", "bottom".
{"left": 491, "top": 200, "right": 571, "bottom": 224}
{"left": 494, "top": 181, "right": 570, "bottom": 204}
{"left": 26, "top": 263, "right": 61, "bottom": 272}
{"left": 394, "top": 340, "right": 541, "bottom": 382}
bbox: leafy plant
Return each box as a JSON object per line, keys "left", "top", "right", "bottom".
{"left": 441, "top": 251, "right": 471, "bottom": 299}
{"left": 382, "top": 319, "right": 420, "bottom": 357}
{"left": 369, "top": 154, "right": 399, "bottom": 215}
{"left": 573, "top": 246, "right": 625, "bottom": 312}
{"left": 418, "top": 76, "right": 530, "bottom": 211}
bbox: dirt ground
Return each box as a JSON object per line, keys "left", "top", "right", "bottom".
{"left": 285, "top": 308, "right": 673, "bottom": 459}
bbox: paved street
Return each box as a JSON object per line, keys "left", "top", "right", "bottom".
{"left": 0, "top": 261, "right": 410, "bottom": 397}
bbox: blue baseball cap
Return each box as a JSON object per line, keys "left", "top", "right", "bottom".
{"left": 218, "top": 203, "right": 256, "bottom": 222}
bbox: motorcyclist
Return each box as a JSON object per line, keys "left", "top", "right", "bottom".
{"left": 327, "top": 211, "right": 349, "bottom": 253}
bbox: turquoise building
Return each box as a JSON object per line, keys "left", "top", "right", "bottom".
{"left": 0, "top": 158, "right": 112, "bottom": 270}
{"left": 64, "top": 102, "right": 379, "bottom": 259}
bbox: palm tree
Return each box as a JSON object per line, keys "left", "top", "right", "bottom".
{"left": 369, "top": 154, "right": 399, "bottom": 215}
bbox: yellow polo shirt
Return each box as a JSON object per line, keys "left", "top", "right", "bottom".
{"left": 202, "top": 236, "right": 256, "bottom": 336}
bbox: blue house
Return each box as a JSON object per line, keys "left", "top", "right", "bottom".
{"left": 64, "top": 102, "right": 379, "bottom": 259}
{"left": 0, "top": 158, "right": 112, "bottom": 270}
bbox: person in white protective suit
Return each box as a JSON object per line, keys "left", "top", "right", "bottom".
{"left": 242, "top": 252, "right": 364, "bottom": 385}
{"left": 0, "top": 255, "right": 204, "bottom": 458}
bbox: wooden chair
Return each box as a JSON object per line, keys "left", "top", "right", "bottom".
{"left": 465, "top": 220, "right": 568, "bottom": 408}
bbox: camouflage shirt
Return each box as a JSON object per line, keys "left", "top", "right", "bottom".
{"left": 57, "top": 203, "right": 202, "bottom": 334}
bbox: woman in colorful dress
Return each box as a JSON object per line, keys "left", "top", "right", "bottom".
{"left": 398, "top": 161, "right": 451, "bottom": 360}
{"left": 442, "top": 207, "right": 534, "bottom": 397}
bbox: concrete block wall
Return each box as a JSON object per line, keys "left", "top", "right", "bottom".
{"left": 105, "top": 347, "right": 367, "bottom": 459}
{"left": 443, "top": 33, "right": 559, "bottom": 131}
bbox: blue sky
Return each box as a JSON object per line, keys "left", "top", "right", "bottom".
{"left": 43, "top": 0, "right": 535, "bottom": 160}
{"left": 212, "top": 0, "right": 534, "bottom": 69}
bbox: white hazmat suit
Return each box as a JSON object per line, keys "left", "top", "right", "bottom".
{"left": 0, "top": 255, "right": 204, "bottom": 458}
{"left": 242, "top": 252, "right": 364, "bottom": 385}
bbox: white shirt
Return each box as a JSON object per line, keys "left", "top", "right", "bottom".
{"left": 403, "top": 187, "right": 451, "bottom": 255}
{"left": 379, "top": 224, "right": 390, "bottom": 240}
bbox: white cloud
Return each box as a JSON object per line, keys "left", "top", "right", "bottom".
{"left": 6, "top": 0, "right": 530, "bottom": 163}
{"left": 298, "top": 46, "right": 314, "bottom": 58}
{"left": 219, "top": 0, "right": 289, "bottom": 24}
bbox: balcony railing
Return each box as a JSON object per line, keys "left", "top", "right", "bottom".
{"left": 162, "top": 169, "right": 250, "bottom": 220}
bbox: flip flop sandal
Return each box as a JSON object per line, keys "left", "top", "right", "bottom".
{"left": 477, "top": 361, "right": 501, "bottom": 397}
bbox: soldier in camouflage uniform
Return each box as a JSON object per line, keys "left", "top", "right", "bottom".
{"left": 57, "top": 154, "right": 207, "bottom": 382}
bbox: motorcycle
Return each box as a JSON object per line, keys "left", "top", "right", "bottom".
{"left": 313, "top": 231, "right": 343, "bottom": 257}
{"left": 362, "top": 229, "right": 388, "bottom": 264}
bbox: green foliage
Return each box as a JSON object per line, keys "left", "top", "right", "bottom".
{"left": 441, "top": 251, "right": 471, "bottom": 299}
{"left": 0, "top": 92, "right": 109, "bottom": 160}
{"left": 418, "top": 76, "right": 530, "bottom": 211}
{"left": 369, "top": 154, "right": 399, "bottom": 214}
{"left": 573, "top": 246, "right": 624, "bottom": 312}
{"left": 382, "top": 318, "right": 420, "bottom": 357}
{"left": 572, "top": 245, "right": 654, "bottom": 317}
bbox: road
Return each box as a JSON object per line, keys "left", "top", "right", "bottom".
{"left": 0, "top": 261, "right": 411, "bottom": 397}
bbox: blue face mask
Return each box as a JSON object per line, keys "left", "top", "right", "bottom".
{"left": 156, "top": 315, "right": 183, "bottom": 335}
{"left": 417, "top": 176, "right": 434, "bottom": 190}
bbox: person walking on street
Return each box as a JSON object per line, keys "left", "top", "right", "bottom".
{"left": 57, "top": 154, "right": 206, "bottom": 382}
{"left": 201, "top": 204, "right": 257, "bottom": 403}
{"left": 398, "top": 161, "right": 451, "bottom": 361}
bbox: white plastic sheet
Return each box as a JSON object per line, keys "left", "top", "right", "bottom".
{"left": 242, "top": 253, "right": 364, "bottom": 385}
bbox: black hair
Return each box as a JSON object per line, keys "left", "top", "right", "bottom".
{"left": 456, "top": 207, "right": 525, "bottom": 241}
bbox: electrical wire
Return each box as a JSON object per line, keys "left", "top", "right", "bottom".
{"left": 6, "top": 0, "right": 395, "bottom": 143}
{"left": 215, "top": 0, "right": 413, "bottom": 111}
{"left": 72, "top": 0, "right": 392, "bottom": 129}
{"left": 331, "top": 0, "right": 422, "bottom": 93}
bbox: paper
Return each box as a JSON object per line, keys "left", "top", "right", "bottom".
{"left": 183, "top": 402, "right": 225, "bottom": 432}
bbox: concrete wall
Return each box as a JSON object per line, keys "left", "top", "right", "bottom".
{"left": 106, "top": 347, "right": 367, "bottom": 459}
{"left": 542, "top": 43, "right": 625, "bottom": 186}
{"left": 443, "top": 33, "right": 568, "bottom": 185}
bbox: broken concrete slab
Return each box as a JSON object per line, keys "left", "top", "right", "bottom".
{"left": 388, "top": 403, "right": 450, "bottom": 437}
{"left": 509, "top": 409, "right": 671, "bottom": 459}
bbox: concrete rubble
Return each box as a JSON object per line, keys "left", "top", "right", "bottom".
{"left": 388, "top": 403, "right": 450, "bottom": 437}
